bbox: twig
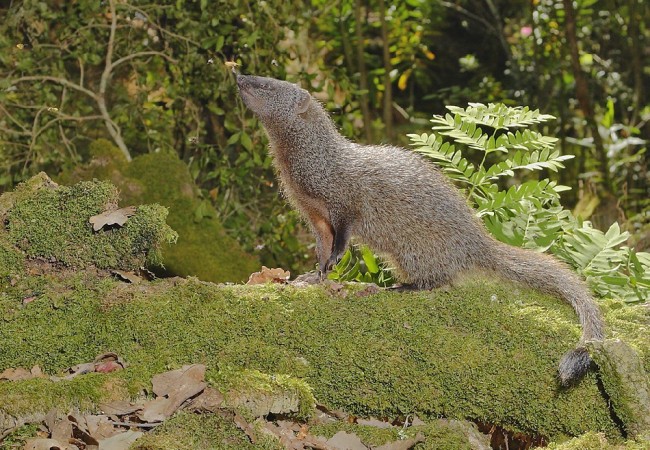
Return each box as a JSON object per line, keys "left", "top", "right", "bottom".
{"left": 97, "top": 0, "right": 131, "bottom": 161}
{"left": 112, "top": 50, "right": 177, "bottom": 68}
{"left": 10, "top": 76, "right": 98, "bottom": 100}
{"left": 110, "top": 421, "right": 162, "bottom": 428}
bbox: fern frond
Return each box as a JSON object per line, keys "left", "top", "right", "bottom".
{"left": 408, "top": 133, "right": 475, "bottom": 184}
{"left": 445, "top": 103, "right": 556, "bottom": 129}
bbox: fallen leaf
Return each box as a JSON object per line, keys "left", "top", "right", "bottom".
{"left": 410, "top": 416, "right": 426, "bottom": 426}
{"left": 186, "top": 387, "right": 224, "bottom": 413}
{"left": 83, "top": 414, "right": 119, "bottom": 440}
{"left": 97, "top": 430, "right": 143, "bottom": 450}
{"left": 89, "top": 206, "right": 136, "bottom": 232}
{"left": 1, "top": 367, "right": 35, "bottom": 381}
{"left": 44, "top": 409, "right": 59, "bottom": 434}
{"left": 95, "top": 361, "right": 122, "bottom": 373}
{"left": 99, "top": 400, "right": 143, "bottom": 416}
{"left": 57, "top": 353, "right": 125, "bottom": 380}
{"left": 137, "top": 397, "right": 176, "bottom": 423}
{"left": 63, "top": 362, "right": 95, "bottom": 379}
{"left": 22, "top": 295, "right": 38, "bottom": 305}
{"left": 356, "top": 284, "right": 381, "bottom": 297}
{"left": 372, "top": 432, "right": 425, "bottom": 450}
{"left": 263, "top": 421, "right": 300, "bottom": 449}
{"left": 94, "top": 352, "right": 125, "bottom": 366}
{"left": 233, "top": 411, "right": 257, "bottom": 444}
{"left": 356, "top": 418, "right": 393, "bottom": 429}
{"left": 246, "top": 266, "right": 290, "bottom": 285}
{"left": 139, "top": 365, "right": 207, "bottom": 422}
{"left": 23, "top": 438, "right": 65, "bottom": 450}
{"left": 49, "top": 418, "right": 73, "bottom": 442}
{"left": 68, "top": 414, "right": 99, "bottom": 447}
{"left": 151, "top": 364, "right": 206, "bottom": 397}
{"left": 326, "top": 431, "right": 368, "bottom": 450}
{"left": 110, "top": 270, "right": 142, "bottom": 284}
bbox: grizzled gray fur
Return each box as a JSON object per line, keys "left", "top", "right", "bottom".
{"left": 236, "top": 73, "right": 604, "bottom": 386}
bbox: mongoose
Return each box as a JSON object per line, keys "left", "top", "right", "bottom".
{"left": 236, "top": 73, "right": 605, "bottom": 386}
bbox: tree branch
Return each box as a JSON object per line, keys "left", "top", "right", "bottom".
{"left": 10, "top": 76, "right": 98, "bottom": 100}
{"left": 112, "top": 51, "right": 177, "bottom": 69}
{"left": 96, "top": 0, "right": 132, "bottom": 161}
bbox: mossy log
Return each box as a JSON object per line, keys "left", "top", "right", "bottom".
{"left": 0, "top": 175, "right": 648, "bottom": 449}
{"left": 57, "top": 139, "right": 260, "bottom": 283}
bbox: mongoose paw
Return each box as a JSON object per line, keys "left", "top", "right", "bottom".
{"left": 387, "top": 283, "right": 420, "bottom": 292}
{"left": 324, "top": 254, "right": 341, "bottom": 272}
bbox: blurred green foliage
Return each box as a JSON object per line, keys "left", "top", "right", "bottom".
{"left": 0, "top": 0, "right": 647, "bottom": 277}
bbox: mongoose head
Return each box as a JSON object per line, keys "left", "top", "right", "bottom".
{"left": 237, "top": 74, "right": 311, "bottom": 123}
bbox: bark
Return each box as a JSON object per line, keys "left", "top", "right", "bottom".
{"left": 561, "top": 0, "right": 610, "bottom": 188}
{"left": 354, "top": 0, "right": 373, "bottom": 142}
{"left": 379, "top": 0, "right": 393, "bottom": 141}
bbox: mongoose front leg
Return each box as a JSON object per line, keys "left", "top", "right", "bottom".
{"left": 324, "top": 218, "right": 353, "bottom": 271}
{"left": 308, "top": 214, "right": 334, "bottom": 277}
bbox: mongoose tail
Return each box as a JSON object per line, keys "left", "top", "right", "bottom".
{"left": 486, "top": 242, "right": 605, "bottom": 385}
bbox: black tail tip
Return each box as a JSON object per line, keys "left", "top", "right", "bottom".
{"left": 558, "top": 347, "right": 592, "bottom": 386}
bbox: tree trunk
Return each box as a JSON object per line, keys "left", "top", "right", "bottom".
{"left": 354, "top": 0, "right": 373, "bottom": 142}
{"left": 379, "top": 0, "right": 393, "bottom": 141}
{"left": 561, "top": 0, "right": 610, "bottom": 189}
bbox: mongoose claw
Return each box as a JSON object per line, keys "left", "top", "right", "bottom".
{"left": 324, "top": 254, "right": 342, "bottom": 272}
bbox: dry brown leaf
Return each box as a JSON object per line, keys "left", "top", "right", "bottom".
{"left": 0, "top": 367, "right": 31, "bottom": 381}
{"left": 355, "top": 284, "right": 381, "bottom": 297}
{"left": 326, "top": 431, "right": 368, "bottom": 450}
{"left": 185, "top": 387, "right": 224, "bottom": 413}
{"left": 55, "top": 353, "right": 125, "bottom": 381}
{"left": 137, "top": 397, "right": 176, "bottom": 423}
{"left": 233, "top": 411, "right": 257, "bottom": 444}
{"left": 356, "top": 418, "right": 393, "bottom": 429}
{"left": 0, "top": 366, "right": 45, "bottom": 381}
{"left": 263, "top": 421, "right": 302, "bottom": 449}
{"left": 110, "top": 270, "right": 142, "bottom": 284}
{"left": 138, "top": 365, "right": 207, "bottom": 422}
{"left": 246, "top": 266, "right": 290, "bottom": 285}
{"left": 96, "top": 430, "right": 143, "bottom": 450}
{"left": 94, "top": 361, "right": 123, "bottom": 374}
{"left": 23, "top": 438, "right": 65, "bottom": 450}
{"left": 410, "top": 416, "right": 426, "bottom": 426}
{"left": 49, "top": 418, "right": 72, "bottom": 442}
{"left": 89, "top": 206, "right": 136, "bottom": 232}
{"left": 372, "top": 432, "right": 425, "bottom": 450}
{"left": 63, "top": 362, "right": 96, "bottom": 379}
{"left": 68, "top": 414, "right": 100, "bottom": 447}
{"left": 83, "top": 415, "right": 119, "bottom": 441}
{"left": 99, "top": 400, "right": 143, "bottom": 416}
{"left": 151, "top": 364, "right": 206, "bottom": 397}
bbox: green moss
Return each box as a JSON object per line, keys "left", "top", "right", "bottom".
{"left": 131, "top": 412, "right": 283, "bottom": 450}
{"left": 57, "top": 141, "right": 259, "bottom": 283}
{"left": 309, "top": 421, "right": 474, "bottom": 449}
{"left": 209, "top": 367, "right": 315, "bottom": 420}
{"left": 545, "top": 432, "right": 648, "bottom": 449}
{"left": 57, "top": 139, "right": 129, "bottom": 187}
{"left": 603, "top": 299, "right": 650, "bottom": 373}
{"left": 0, "top": 373, "right": 124, "bottom": 417}
{"left": 2, "top": 273, "right": 640, "bottom": 441}
{"left": 0, "top": 234, "right": 24, "bottom": 280}
{"left": 0, "top": 423, "right": 40, "bottom": 450}
{"left": 3, "top": 175, "right": 176, "bottom": 270}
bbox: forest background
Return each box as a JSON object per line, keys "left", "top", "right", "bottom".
{"left": 0, "top": 0, "right": 648, "bottom": 283}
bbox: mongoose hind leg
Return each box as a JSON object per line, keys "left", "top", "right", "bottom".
{"left": 324, "top": 217, "right": 354, "bottom": 271}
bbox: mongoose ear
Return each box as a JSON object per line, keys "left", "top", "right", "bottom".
{"left": 296, "top": 88, "right": 311, "bottom": 115}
